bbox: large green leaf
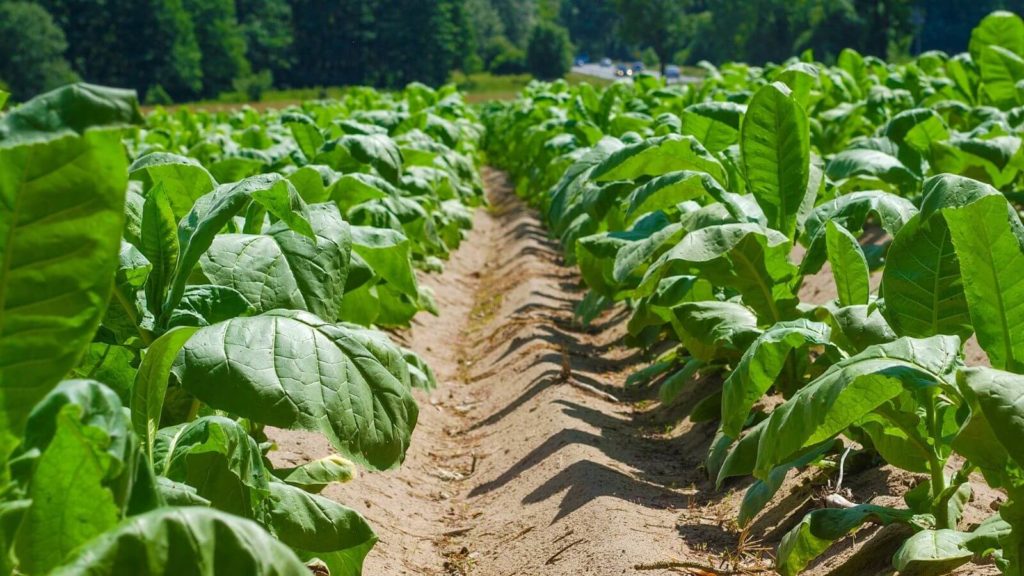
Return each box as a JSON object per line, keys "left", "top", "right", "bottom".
{"left": 15, "top": 404, "right": 120, "bottom": 574}
{"left": 752, "top": 335, "right": 961, "bottom": 478}
{"left": 175, "top": 310, "right": 418, "bottom": 470}
{"left": 268, "top": 482, "right": 377, "bottom": 576}
{"left": 642, "top": 223, "right": 800, "bottom": 323}
{"left": 622, "top": 171, "right": 728, "bottom": 224}
{"left": 50, "top": 507, "right": 309, "bottom": 576}
{"left": 350, "top": 226, "right": 419, "bottom": 298}
{"left": 740, "top": 82, "right": 811, "bottom": 239}
{"left": 801, "top": 190, "right": 916, "bottom": 274}
{"left": 167, "top": 174, "right": 314, "bottom": 322}
{"left": 129, "top": 153, "right": 218, "bottom": 221}
{"left": 777, "top": 505, "right": 932, "bottom": 576}
{"left": 131, "top": 327, "right": 198, "bottom": 462}
{"left": 670, "top": 301, "right": 761, "bottom": 362}
{"left": 140, "top": 182, "right": 179, "bottom": 319}
{"left": 922, "top": 175, "right": 1024, "bottom": 371}
{"left": 154, "top": 416, "right": 270, "bottom": 520}
{"left": 0, "top": 87, "right": 138, "bottom": 453}
{"left": 825, "top": 221, "right": 869, "bottom": 307}
{"left": 970, "top": 10, "right": 1024, "bottom": 60}
{"left": 589, "top": 134, "right": 727, "bottom": 186}
{"left": 201, "top": 203, "right": 352, "bottom": 322}
{"left": 960, "top": 367, "right": 1024, "bottom": 470}
{"left": 0, "top": 83, "right": 142, "bottom": 146}
{"left": 881, "top": 212, "right": 971, "bottom": 339}
{"left": 979, "top": 45, "right": 1024, "bottom": 109}
{"left": 893, "top": 515, "right": 1009, "bottom": 576}
{"left": 720, "top": 320, "right": 836, "bottom": 437}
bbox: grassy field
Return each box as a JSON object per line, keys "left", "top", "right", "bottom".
{"left": 143, "top": 72, "right": 620, "bottom": 113}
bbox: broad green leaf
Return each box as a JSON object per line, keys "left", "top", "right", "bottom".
{"left": 287, "top": 165, "right": 330, "bottom": 204}
{"left": 642, "top": 223, "right": 800, "bottom": 323}
{"left": 129, "top": 153, "right": 217, "bottom": 220}
{"left": 15, "top": 404, "right": 120, "bottom": 574}
{"left": 131, "top": 327, "right": 198, "bottom": 462}
{"left": 350, "top": 226, "right": 419, "bottom": 298}
{"left": 801, "top": 190, "right": 916, "bottom": 274}
{"left": 623, "top": 171, "right": 728, "bottom": 224}
{"left": 273, "top": 455, "right": 358, "bottom": 493}
{"left": 893, "top": 515, "right": 1010, "bottom": 575}
{"left": 19, "top": 380, "right": 130, "bottom": 466}
{"left": 670, "top": 302, "right": 761, "bottom": 363}
{"left": 0, "top": 90, "right": 7, "bottom": 110}
{"left": 167, "top": 175, "right": 314, "bottom": 321}
{"left": 156, "top": 476, "right": 212, "bottom": 507}
{"left": 167, "top": 285, "right": 252, "bottom": 329}
{"left": 141, "top": 182, "right": 179, "bottom": 319}
{"left": 777, "top": 505, "right": 931, "bottom": 576}
{"left": 286, "top": 119, "right": 325, "bottom": 161}
{"left": 720, "top": 320, "right": 835, "bottom": 437}
{"left": 330, "top": 173, "right": 391, "bottom": 212}
{"left": 50, "top": 507, "right": 309, "bottom": 576}
{"left": 960, "top": 367, "right": 1024, "bottom": 470}
{"left": 0, "top": 130, "right": 129, "bottom": 454}
{"left": 753, "top": 335, "right": 961, "bottom": 478}
{"left": 821, "top": 303, "right": 898, "bottom": 353}
{"left": 980, "top": 45, "right": 1024, "bottom": 109}
{"left": 403, "top": 346, "right": 437, "bottom": 391}
{"left": 0, "top": 83, "right": 142, "bottom": 147}
{"left": 154, "top": 416, "right": 270, "bottom": 519}
{"left": 268, "top": 482, "right": 377, "bottom": 575}
{"left": 970, "top": 11, "right": 1024, "bottom": 60}
{"left": 681, "top": 101, "right": 744, "bottom": 152}
{"left": 201, "top": 203, "right": 351, "bottom": 322}
{"left": 923, "top": 176, "right": 1024, "bottom": 371}
{"left": 590, "top": 134, "right": 727, "bottom": 187}
{"left": 740, "top": 82, "right": 811, "bottom": 239}
{"left": 70, "top": 344, "right": 137, "bottom": 398}
{"left": 881, "top": 213, "right": 971, "bottom": 339}
{"left": 825, "top": 221, "right": 869, "bottom": 307}
{"left": 175, "top": 310, "right": 418, "bottom": 470}
{"left": 612, "top": 220, "right": 685, "bottom": 287}
{"left": 826, "top": 148, "right": 919, "bottom": 191}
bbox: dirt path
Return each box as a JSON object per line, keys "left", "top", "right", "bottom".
{"left": 270, "top": 169, "right": 1000, "bottom": 576}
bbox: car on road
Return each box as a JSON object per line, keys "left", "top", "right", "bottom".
{"left": 599, "top": 57, "right": 612, "bottom": 67}
{"left": 615, "top": 64, "right": 631, "bottom": 77}
{"left": 665, "top": 65, "right": 681, "bottom": 80}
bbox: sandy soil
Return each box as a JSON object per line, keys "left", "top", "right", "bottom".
{"left": 269, "top": 169, "right": 1001, "bottom": 576}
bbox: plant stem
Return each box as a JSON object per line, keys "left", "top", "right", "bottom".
{"left": 924, "top": 397, "right": 949, "bottom": 528}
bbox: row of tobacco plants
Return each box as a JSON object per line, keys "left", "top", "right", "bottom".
{"left": 485, "top": 10, "right": 1024, "bottom": 575}
{"left": 0, "top": 81, "right": 484, "bottom": 574}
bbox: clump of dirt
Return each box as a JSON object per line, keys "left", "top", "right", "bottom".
{"left": 269, "top": 169, "right": 1001, "bottom": 576}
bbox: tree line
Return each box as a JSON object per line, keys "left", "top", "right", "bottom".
{"left": 0, "top": 0, "right": 1021, "bottom": 103}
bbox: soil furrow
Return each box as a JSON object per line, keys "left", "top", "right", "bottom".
{"left": 270, "top": 169, "right": 1000, "bottom": 576}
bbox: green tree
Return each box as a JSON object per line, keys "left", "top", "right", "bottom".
{"left": 184, "top": 0, "right": 250, "bottom": 96}
{"left": 560, "top": 0, "right": 622, "bottom": 58}
{"left": 288, "top": 0, "right": 377, "bottom": 87}
{"left": 526, "top": 21, "right": 572, "bottom": 79}
{"left": 490, "top": 0, "right": 535, "bottom": 47}
{"left": 237, "top": 0, "right": 294, "bottom": 80}
{"left": 0, "top": 2, "right": 77, "bottom": 100}
{"left": 615, "top": 0, "right": 686, "bottom": 74}
{"left": 41, "top": 0, "right": 203, "bottom": 100}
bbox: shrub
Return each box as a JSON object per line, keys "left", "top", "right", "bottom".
{"left": 526, "top": 21, "right": 572, "bottom": 80}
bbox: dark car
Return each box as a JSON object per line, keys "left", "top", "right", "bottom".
{"left": 615, "top": 64, "right": 631, "bottom": 77}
